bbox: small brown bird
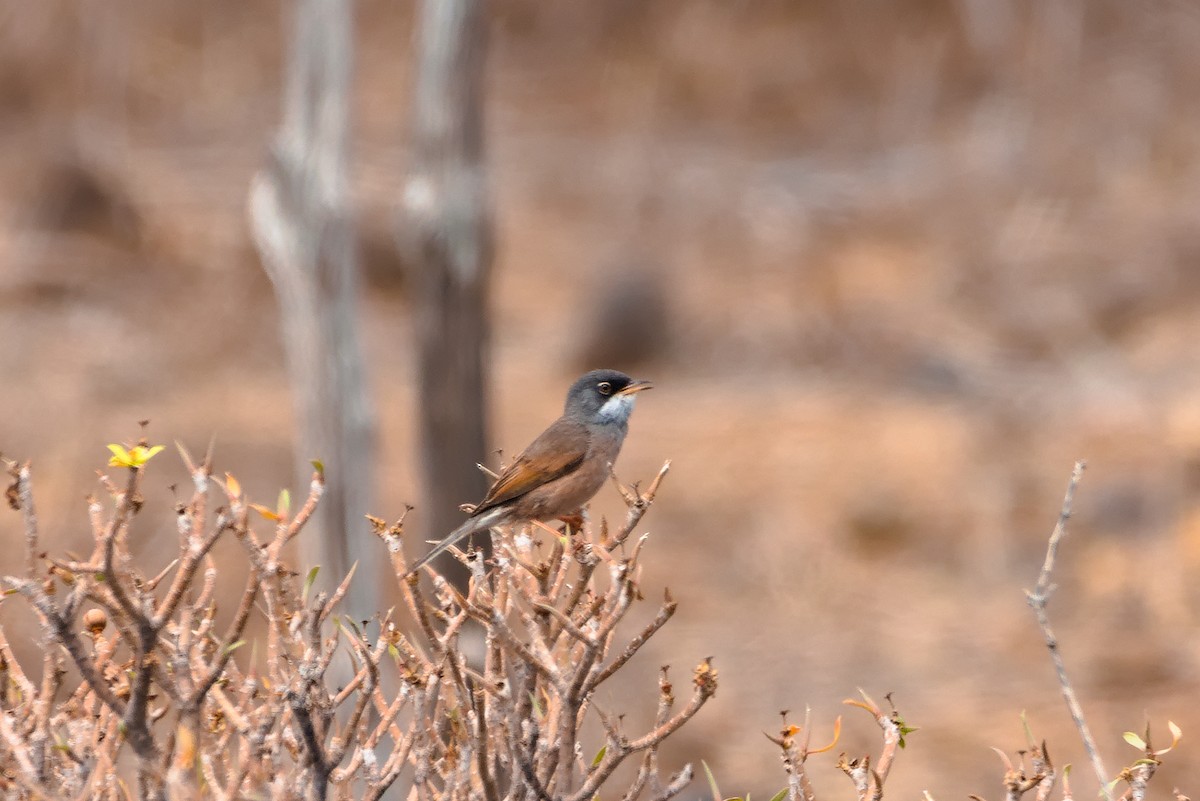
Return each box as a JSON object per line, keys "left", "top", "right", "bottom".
{"left": 407, "top": 369, "right": 652, "bottom": 575}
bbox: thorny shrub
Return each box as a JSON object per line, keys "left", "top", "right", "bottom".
{"left": 0, "top": 438, "right": 712, "bottom": 800}
{"left": 0, "top": 442, "right": 1190, "bottom": 801}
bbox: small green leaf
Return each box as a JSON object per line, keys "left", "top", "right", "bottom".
{"left": 1123, "top": 731, "right": 1147, "bottom": 750}
{"left": 591, "top": 745, "right": 607, "bottom": 767}
{"left": 768, "top": 790, "right": 788, "bottom": 801}
{"left": 95, "top": 573, "right": 106, "bottom": 583}
{"left": 277, "top": 489, "right": 291, "bottom": 517}
{"left": 310, "top": 459, "right": 325, "bottom": 477}
{"left": 387, "top": 643, "right": 400, "bottom": 660}
{"left": 896, "top": 714, "right": 919, "bottom": 749}
{"left": 223, "top": 640, "right": 246, "bottom": 655}
{"left": 702, "top": 760, "right": 722, "bottom": 801}
{"left": 303, "top": 566, "right": 320, "bottom": 601}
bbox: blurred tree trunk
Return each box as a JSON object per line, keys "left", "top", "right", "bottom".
{"left": 248, "top": 0, "right": 377, "bottom": 616}
{"left": 398, "top": 0, "right": 493, "bottom": 582}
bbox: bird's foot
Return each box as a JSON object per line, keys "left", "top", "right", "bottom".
{"left": 556, "top": 512, "right": 585, "bottom": 532}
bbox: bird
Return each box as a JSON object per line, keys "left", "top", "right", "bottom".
{"left": 406, "top": 369, "right": 652, "bottom": 576}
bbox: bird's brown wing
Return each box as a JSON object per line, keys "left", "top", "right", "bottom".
{"left": 473, "top": 417, "right": 590, "bottom": 514}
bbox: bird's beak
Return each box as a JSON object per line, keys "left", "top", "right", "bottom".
{"left": 618, "top": 379, "right": 653, "bottom": 395}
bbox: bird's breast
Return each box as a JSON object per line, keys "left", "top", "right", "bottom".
{"left": 509, "top": 423, "right": 627, "bottom": 520}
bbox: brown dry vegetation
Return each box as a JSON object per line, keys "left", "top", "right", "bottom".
{"left": 2, "top": 0, "right": 1200, "bottom": 796}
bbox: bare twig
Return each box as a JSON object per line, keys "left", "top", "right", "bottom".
{"left": 1024, "top": 461, "right": 1111, "bottom": 800}
{"left": 0, "top": 442, "right": 703, "bottom": 801}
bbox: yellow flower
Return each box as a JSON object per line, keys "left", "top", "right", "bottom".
{"left": 107, "top": 444, "right": 164, "bottom": 469}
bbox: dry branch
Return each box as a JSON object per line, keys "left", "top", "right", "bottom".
{"left": 0, "top": 445, "right": 703, "bottom": 801}
{"left": 1025, "top": 461, "right": 1110, "bottom": 799}
{"left": 761, "top": 461, "right": 1188, "bottom": 801}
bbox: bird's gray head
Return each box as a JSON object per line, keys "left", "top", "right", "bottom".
{"left": 564, "top": 369, "right": 653, "bottom": 426}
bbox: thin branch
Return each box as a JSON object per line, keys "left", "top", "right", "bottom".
{"left": 589, "top": 592, "right": 677, "bottom": 691}
{"left": 1024, "top": 461, "right": 1110, "bottom": 800}
{"left": 16, "top": 463, "right": 39, "bottom": 580}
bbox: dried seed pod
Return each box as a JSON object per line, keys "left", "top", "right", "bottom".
{"left": 84, "top": 608, "right": 108, "bottom": 635}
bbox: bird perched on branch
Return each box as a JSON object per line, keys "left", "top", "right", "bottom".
{"left": 406, "top": 369, "right": 652, "bottom": 576}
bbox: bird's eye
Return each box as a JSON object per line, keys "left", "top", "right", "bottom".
{"left": 597, "top": 382, "right": 612, "bottom": 395}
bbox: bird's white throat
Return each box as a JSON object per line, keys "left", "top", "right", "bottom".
{"left": 596, "top": 393, "right": 636, "bottom": 423}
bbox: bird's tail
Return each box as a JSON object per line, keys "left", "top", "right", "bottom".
{"left": 405, "top": 507, "right": 507, "bottom": 577}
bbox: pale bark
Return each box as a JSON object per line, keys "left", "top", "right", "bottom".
{"left": 249, "top": 0, "right": 376, "bottom": 616}
{"left": 398, "top": 0, "right": 493, "bottom": 580}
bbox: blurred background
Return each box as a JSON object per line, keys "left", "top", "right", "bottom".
{"left": 1, "top": 0, "right": 1200, "bottom": 795}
